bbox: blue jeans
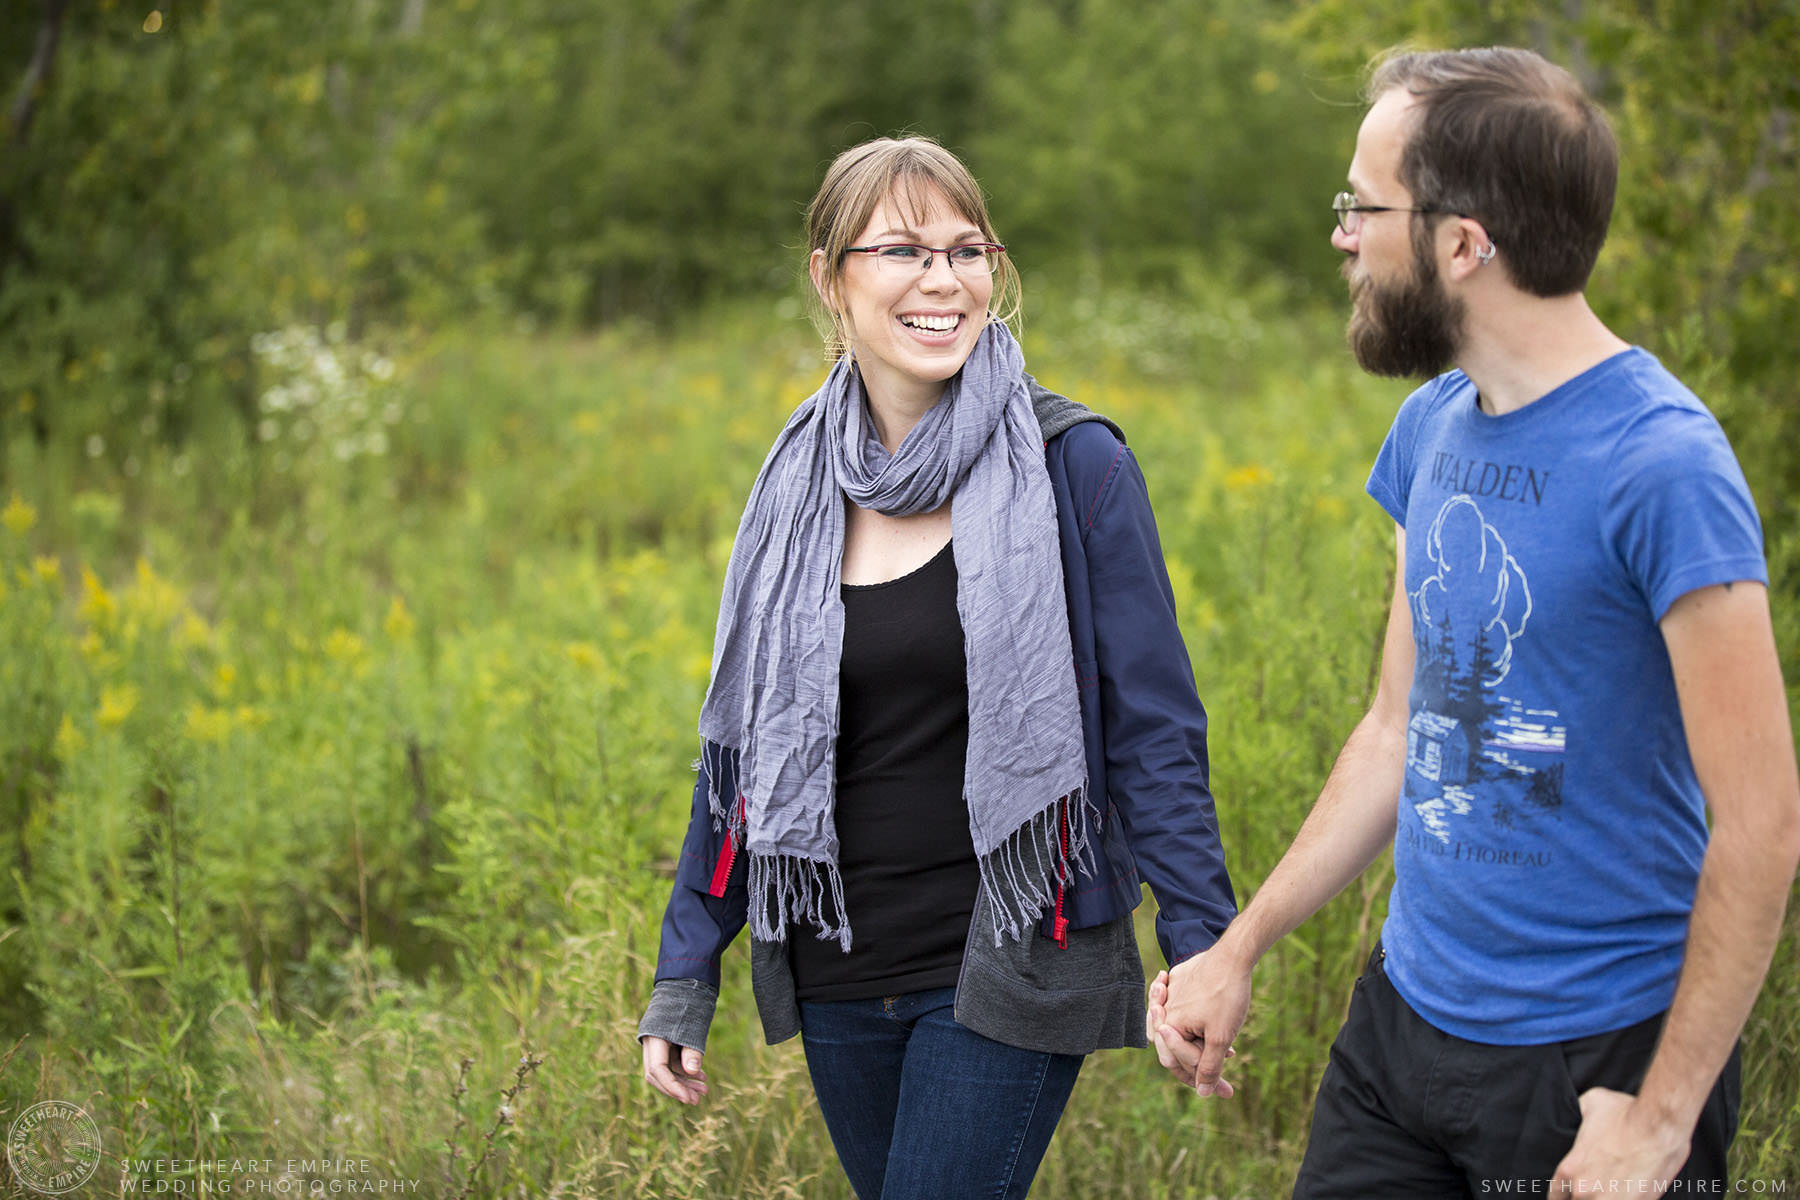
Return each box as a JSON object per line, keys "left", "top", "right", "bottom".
{"left": 798, "top": 987, "right": 1084, "bottom": 1200}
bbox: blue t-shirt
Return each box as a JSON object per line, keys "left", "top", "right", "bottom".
{"left": 1366, "top": 348, "right": 1767, "bottom": 1045}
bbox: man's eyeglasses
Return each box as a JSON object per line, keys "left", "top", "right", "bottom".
{"left": 843, "top": 242, "right": 1006, "bottom": 276}
{"left": 1332, "top": 191, "right": 1463, "bottom": 235}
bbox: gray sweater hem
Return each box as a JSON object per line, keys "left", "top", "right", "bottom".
{"left": 729, "top": 889, "right": 1149, "bottom": 1057}
{"left": 954, "top": 957, "right": 1146, "bottom": 1057}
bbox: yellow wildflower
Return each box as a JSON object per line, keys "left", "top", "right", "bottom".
{"left": 571, "top": 411, "right": 604, "bottom": 436}
{"left": 176, "top": 611, "right": 213, "bottom": 651}
{"left": 184, "top": 703, "right": 233, "bottom": 744}
{"left": 214, "top": 663, "right": 237, "bottom": 697}
{"left": 79, "top": 565, "right": 117, "bottom": 628}
{"left": 564, "top": 641, "right": 604, "bottom": 672}
{"left": 130, "top": 558, "right": 185, "bottom": 627}
{"left": 233, "top": 705, "right": 270, "bottom": 731}
{"left": 53, "top": 714, "right": 84, "bottom": 760}
{"left": 777, "top": 377, "right": 810, "bottom": 410}
{"left": 325, "top": 627, "right": 372, "bottom": 680}
{"left": 1, "top": 494, "right": 35, "bottom": 536}
{"left": 384, "top": 596, "right": 416, "bottom": 642}
{"left": 325, "top": 628, "right": 366, "bottom": 662}
{"left": 648, "top": 616, "right": 690, "bottom": 657}
{"left": 33, "top": 556, "right": 61, "bottom": 584}
{"left": 97, "top": 683, "right": 139, "bottom": 729}
{"left": 1223, "top": 464, "right": 1273, "bottom": 493}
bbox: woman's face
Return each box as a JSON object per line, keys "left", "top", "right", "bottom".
{"left": 814, "top": 183, "right": 995, "bottom": 411}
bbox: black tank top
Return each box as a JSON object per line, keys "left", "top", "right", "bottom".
{"left": 790, "top": 540, "right": 979, "bottom": 1001}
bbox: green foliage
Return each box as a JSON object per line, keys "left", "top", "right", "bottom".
{"left": 1, "top": 0, "right": 1356, "bottom": 462}
{"left": 975, "top": 3, "right": 1354, "bottom": 290}
{"left": 12, "top": 2, "right": 1793, "bottom": 551}
{"left": 0, "top": 290, "right": 1373, "bottom": 1194}
{"left": 1, "top": 2, "right": 1796, "bottom": 1194}
{"left": 5, "top": 284, "right": 1794, "bottom": 1192}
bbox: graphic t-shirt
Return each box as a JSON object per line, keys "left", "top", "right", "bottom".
{"left": 1366, "top": 348, "right": 1767, "bottom": 1044}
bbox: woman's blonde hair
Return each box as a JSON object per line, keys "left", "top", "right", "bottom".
{"left": 805, "top": 136, "right": 1021, "bottom": 360}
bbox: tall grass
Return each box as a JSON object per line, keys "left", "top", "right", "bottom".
{"left": 2, "top": 282, "right": 1795, "bottom": 1196}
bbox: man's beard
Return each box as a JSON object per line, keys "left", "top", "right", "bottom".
{"left": 1344, "top": 239, "right": 1464, "bottom": 380}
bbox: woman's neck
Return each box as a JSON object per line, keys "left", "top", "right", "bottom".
{"left": 860, "top": 368, "right": 945, "bottom": 454}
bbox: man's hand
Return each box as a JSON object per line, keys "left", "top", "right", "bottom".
{"left": 641, "top": 1035, "right": 709, "bottom": 1105}
{"left": 1147, "top": 943, "right": 1252, "bottom": 1097}
{"left": 1550, "top": 1087, "right": 1689, "bottom": 1193}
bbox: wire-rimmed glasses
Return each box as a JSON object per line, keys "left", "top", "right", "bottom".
{"left": 1332, "top": 191, "right": 1463, "bottom": 235}
{"left": 843, "top": 242, "right": 1006, "bottom": 275}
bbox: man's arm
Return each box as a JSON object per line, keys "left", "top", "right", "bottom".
{"left": 1152, "top": 526, "right": 1414, "bottom": 1095}
{"left": 1553, "top": 581, "right": 1800, "bottom": 1187}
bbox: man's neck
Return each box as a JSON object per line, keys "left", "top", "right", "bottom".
{"left": 1455, "top": 292, "right": 1631, "bottom": 416}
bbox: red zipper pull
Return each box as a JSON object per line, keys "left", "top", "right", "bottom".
{"left": 709, "top": 793, "right": 747, "bottom": 897}
{"left": 1052, "top": 798, "right": 1070, "bottom": 948}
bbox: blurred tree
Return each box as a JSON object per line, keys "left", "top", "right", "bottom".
{"left": 0, "top": 0, "right": 1792, "bottom": 517}
{"left": 1, "top": 0, "right": 70, "bottom": 293}
{"left": 975, "top": 1, "right": 1353, "bottom": 293}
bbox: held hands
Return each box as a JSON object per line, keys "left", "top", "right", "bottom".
{"left": 1147, "top": 944, "right": 1252, "bottom": 1098}
{"left": 641, "top": 1035, "right": 709, "bottom": 1106}
{"left": 1550, "top": 1087, "right": 1689, "bottom": 1193}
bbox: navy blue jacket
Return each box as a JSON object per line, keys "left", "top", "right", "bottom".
{"left": 653, "top": 400, "right": 1236, "bottom": 999}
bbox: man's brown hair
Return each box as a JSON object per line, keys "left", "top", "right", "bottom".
{"left": 1371, "top": 47, "right": 1619, "bottom": 297}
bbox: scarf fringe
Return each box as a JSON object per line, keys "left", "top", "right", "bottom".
{"left": 700, "top": 741, "right": 850, "bottom": 952}
{"left": 977, "top": 784, "right": 1099, "bottom": 947}
{"left": 748, "top": 852, "right": 851, "bottom": 952}
{"left": 701, "top": 746, "right": 1098, "bottom": 953}
{"left": 697, "top": 740, "right": 735, "bottom": 831}
{"left": 702, "top": 744, "right": 1094, "bottom": 949}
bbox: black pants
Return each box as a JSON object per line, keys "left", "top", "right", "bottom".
{"left": 1293, "top": 945, "right": 1741, "bottom": 1199}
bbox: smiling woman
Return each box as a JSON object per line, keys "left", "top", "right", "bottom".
{"left": 633, "top": 135, "right": 1236, "bottom": 1200}
{"left": 810, "top": 185, "right": 997, "bottom": 450}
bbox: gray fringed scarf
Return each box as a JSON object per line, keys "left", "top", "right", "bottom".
{"left": 698, "top": 321, "right": 1092, "bottom": 951}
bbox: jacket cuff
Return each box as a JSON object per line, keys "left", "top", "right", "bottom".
{"left": 638, "top": 978, "right": 719, "bottom": 1052}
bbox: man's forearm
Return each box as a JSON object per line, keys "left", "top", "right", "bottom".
{"left": 1635, "top": 581, "right": 1800, "bottom": 1139}
{"left": 1635, "top": 815, "right": 1797, "bottom": 1134}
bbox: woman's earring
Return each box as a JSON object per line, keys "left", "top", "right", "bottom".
{"left": 1476, "top": 242, "right": 1497, "bottom": 266}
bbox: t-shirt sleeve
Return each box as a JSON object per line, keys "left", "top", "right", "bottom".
{"left": 1603, "top": 406, "right": 1768, "bottom": 621}
{"left": 1366, "top": 380, "right": 1439, "bottom": 524}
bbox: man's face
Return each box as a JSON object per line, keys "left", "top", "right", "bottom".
{"left": 1333, "top": 89, "right": 1465, "bottom": 380}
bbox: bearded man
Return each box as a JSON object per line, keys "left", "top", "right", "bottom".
{"left": 1153, "top": 46, "right": 1799, "bottom": 1198}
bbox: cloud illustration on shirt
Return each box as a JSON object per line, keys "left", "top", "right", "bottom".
{"left": 1412, "top": 495, "right": 1532, "bottom": 686}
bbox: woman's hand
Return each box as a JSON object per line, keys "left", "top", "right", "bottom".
{"left": 641, "top": 1035, "right": 709, "bottom": 1105}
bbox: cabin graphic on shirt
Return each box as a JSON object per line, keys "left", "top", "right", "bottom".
{"left": 1406, "top": 711, "right": 1472, "bottom": 784}
{"left": 1406, "top": 495, "right": 1567, "bottom": 847}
